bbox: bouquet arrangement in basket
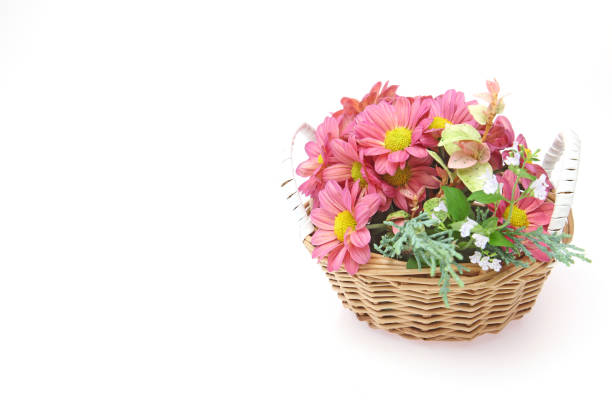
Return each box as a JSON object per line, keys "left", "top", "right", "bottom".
{"left": 296, "top": 80, "right": 589, "bottom": 306}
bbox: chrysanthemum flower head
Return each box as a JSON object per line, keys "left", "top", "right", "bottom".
{"left": 427, "top": 89, "right": 478, "bottom": 135}
{"left": 378, "top": 156, "right": 440, "bottom": 211}
{"left": 297, "top": 116, "right": 339, "bottom": 200}
{"left": 489, "top": 170, "right": 553, "bottom": 235}
{"left": 353, "top": 97, "right": 436, "bottom": 175}
{"left": 310, "top": 181, "right": 381, "bottom": 275}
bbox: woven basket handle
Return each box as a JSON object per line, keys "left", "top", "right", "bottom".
{"left": 281, "top": 123, "right": 316, "bottom": 240}
{"left": 542, "top": 130, "right": 581, "bottom": 234}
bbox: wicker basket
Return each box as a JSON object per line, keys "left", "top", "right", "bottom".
{"left": 281, "top": 124, "right": 580, "bottom": 341}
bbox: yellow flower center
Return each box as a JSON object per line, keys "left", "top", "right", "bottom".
{"left": 523, "top": 147, "right": 532, "bottom": 163}
{"left": 384, "top": 127, "right": 412, "bottom": 151}
{"left": 382, "top": 167, "right": 411, "bottom": 187}
{"left": 503, "top": 205, "right": 529, "bottom": 228}
{"left": 334, "top": 210, "right": 357, "bottom": 242}
{"left": 350, "top": 161, "right": 367, "bottom": 188}
{"left": 429, "top": 116, "right": 453, "bottom": 130}
{"left": 317, "top": 154, "right": 323, "bottom": 164}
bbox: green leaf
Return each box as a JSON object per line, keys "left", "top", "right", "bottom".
{"left": 386, "top": 210, "right": 410, "bottom": 221}
{"left": 468, "top": 105, "right": 488, "bottom": 125}
{"left": 438, "top": 124, "right": 482, "bottom": 155}
{"left": 441, "top": 186, "right": 469, "bottom": 222}
{"left": 457, "top": 162, "right": 493, "bottom": 192}
{"left": 468, "top": 190, "right": 502, "bottom": 204}
{"left": 406, "top": 257, "right": 419, "bottom": 269}
{"left": 482, "top": 216, "right": 499, "bottom": 232}
{"left": 489, "top": 230, "right": 514, "bottom": 247}
{"left": 510, "top": 166, "right": 536, "bottom": 181}
{"left": 427, "top": 149, "right": 454, "bottom": 182}
{"left": 423, "top": 197, "right": 448, "bottom": 223}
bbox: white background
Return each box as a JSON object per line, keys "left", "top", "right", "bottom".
{"left": 0, "top": 1, "right": 610, "bottom": 407}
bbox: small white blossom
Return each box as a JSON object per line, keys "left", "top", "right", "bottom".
{"left": 433, "top": 201, "right": 447, "bottom": 213}
{"left": 469, "top": 251, "right": 482, "bottom": 264}
{"left": 482, "top": 173, "right": 500, "bottom": 195}
{"left": 489, "top": 258, "right": 502, "bottom": 272}
{"left": 503, "top": 150, "right": 520, "bottom": 166}
{"left": 531, "top": 174, "right": 549, "bottom": 200}
{"left": 478, "top": 256, "right": 491, "bottom": 271}
{"left": 460, "top": 218, "right": 478, "bottom": 238}
{"left": 431, "top": 213, "right": 440, "bottom": 223}
{"left": 472, "top": 233, "right": 489, "bottom": 249}
{"left": 470, "top": 251, "right": 502, "bottom": 272}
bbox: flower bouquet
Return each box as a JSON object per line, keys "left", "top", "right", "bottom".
{"left": 282, "top": 80, "right": 589, "bottom": 340}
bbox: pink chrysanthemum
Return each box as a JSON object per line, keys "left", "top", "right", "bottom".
{"left": 378, "top": 156, "right": 440, "bottom": 211}
{"left": 489, "top": 170, "right": 554, "bottom": 261}
{"left": 310, "top": 181, "right": 381, "bottom": 275}
{"left": 322, "top": 136, "right": 370, "bottom": 188}
{"left": 296, "top": 116, "right": 339, "bottom": 201}
{"left": 427, "top": 89, "right": 477, "bottom": 135}
{"left": 322, "top": 136, "right": 390, "bottom": 211}
{"left": 353, "top": 97, "right": 436, "bottom": 175}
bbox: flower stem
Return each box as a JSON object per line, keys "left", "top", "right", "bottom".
{"left": 366, "top": 223, "right": 388, "bottom": 230}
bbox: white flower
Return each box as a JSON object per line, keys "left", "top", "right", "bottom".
{"left": 478, "top": 256, "right": 491, "bottom": 271}
{"left": 531, "top": 174, "right": 549, "bottom": 200}
{"left": 431, "top": 213, "right": 440, "bottom": 223}
{"left": 433, "top": 201, "right": 447, "bottom": 213}
{"left": 482, "top": 173, "right": 500, "bottom": 195}
{"left": 469, "top": 251, "right": 482, "bottom": 264}
{"left": 472, "top": 233, "right": 489, "bottom": 249}
{"left": 501, "top": 140, "right": 521, "bottom": 166}
{"left": 489, "top": 258, "right": 502, "bottom": 272}
{"left": 470, "top": 251, "right": 503, "bottom": 272}
{"left": 503, "top": 150, "right": 520, "bottom": 166}
{"left": 460, "top": 218, "right": 478, "bottom": 238}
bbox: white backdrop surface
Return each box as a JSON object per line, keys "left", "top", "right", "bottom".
{"left": 0, "top": 1, "right": 610, "bottom": 407}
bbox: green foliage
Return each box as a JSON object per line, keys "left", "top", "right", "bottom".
{"left": 509, "top": 165, "right": 536, "bottom": 181}
{"left": 374, "top": 213, "right": 467, "bottom": 307}
{"left": 441, "top": 186, "right": 469, "bottom": 221}
{"left": 489, "top": 230, "right": 513, "bottom": 247}
{"left": 496, "top": 226, "right": 591, "bottom": 265}
{"left": 457, "top": 162, "right": 493, "bottom": 192}
{"left": 423, "top": 197, "right": 448, "bottom": 223}
{"left": 438, "top": 124, "right": 482, "bottom": 155}
{"left": 468, "top": 190, "right": 502, "bottom": 204}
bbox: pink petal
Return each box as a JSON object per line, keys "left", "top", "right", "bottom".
{"left": 354, "top": 194, "right": 381, "bottom": 226}
{"left": 304, "top": 141, "right": 320, "bottom": 158}
{"left": 328, "top": 245, "right": 347, "bottom": 272}
{"left": 349, "top": 227, "right": 370, "bottom": 247}
{"left": 388, "top": 150, "right": 409, "bottom": 163}
{"left": 311, "top": 229, "right": 338, "bottom": 246}
{"left": 322, "top": 164, "right": 351, "bottom": 182}
{"left": 310, "top": 208, "right": 335, "bottom": 229}
{"left": 312, "top": 240, "right": 341, "bottom": 260}
{"left": 349, "top": 244, "right": 371, "bottom": 265}
{"left": 363, "top": 146, "right": 388, "bottom": 156}
{"left": 374, "top": 156, "right": 388, "bottom": 174}
{"left": 406, "top": 145, "right": 428, "bottom": 158}
{"left": 344, "top": 256, "right": 359, "bottom": 275}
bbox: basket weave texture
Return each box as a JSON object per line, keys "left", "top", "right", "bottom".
{"left": 304, "top": 211, "right": 573, "bottom": 341}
